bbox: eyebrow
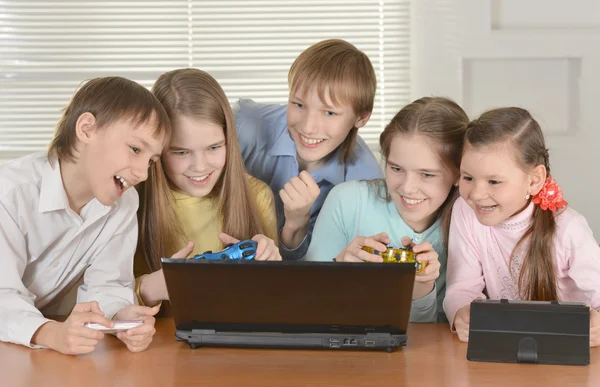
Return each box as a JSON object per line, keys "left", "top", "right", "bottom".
{"left": 169, "top": 140, "right": 226, "bottom": 151}
{"left": 460, "top": 169, "right": 505, "bottom": 179}
{"left": 168, "top": 145, "right": 190, "bottom": 151}
{"left": 388, "top": 161, "right": 442, "bottom": 173}
{"left": 291, "top": 95, "right": 337, "bottom": 110}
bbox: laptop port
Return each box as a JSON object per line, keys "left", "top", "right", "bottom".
{"left": 343, "top": 338, "right": 358, "bottom": 346}
{"left": 364, "top": 340, "right": 376, "bottom": 347}
{"left": 329, "top": 342, "right": 340, "bottom": 348}
{"left": 329, "top": 338, "right": 339, "bottom": 344}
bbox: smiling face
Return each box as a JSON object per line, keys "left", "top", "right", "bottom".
{"left": 385, "top": 134, "right": 457, "bottom": 233}
{"left": 161, "top": 115, "right": 227, "bottom": 198}
{"left": 459, "top": 141, "right": 535, "bottom": 226}
{"left": 81, "top": 114, "right": 165, "bottom": 207}
{"left": 286, "top": 87, "right": 369, "bottom": 172}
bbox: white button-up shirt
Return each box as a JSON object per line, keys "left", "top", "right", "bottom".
{"left": 0, "top": 153, "right": 138, "bottom": 347}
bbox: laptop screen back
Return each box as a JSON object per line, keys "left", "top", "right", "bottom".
{"left": 161, "top": 260, "right": 415, "bottom": 335}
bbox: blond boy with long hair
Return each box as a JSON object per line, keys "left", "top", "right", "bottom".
{"left": 234, "top": 39, "right": 384, "bottom": 260}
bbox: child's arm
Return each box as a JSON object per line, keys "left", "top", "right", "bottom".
{"left": 78, "top": 209, "right": 138, "bottom": 318}
{"left": 561, "top": 213, "right": 600, "bottom": 348}
{"left": 279, "top": 171, "right": 320, "bottom": 258}
{"left": 0, "top": 201, "right": 55, "bottom": 347}
{"left": 563, "top": 213, "right": 600, "bottom": 312}
{"left": 443, "top": 199, "right": 486, "bottom": 330}
{"left": 304, "top": 184, "right": 354, "bottom": 261}
{"left": 81, "top": 206, "right": 160, "bottom": 352}
{"left": 403, "top": 238, "right": 441, "bottom": 323}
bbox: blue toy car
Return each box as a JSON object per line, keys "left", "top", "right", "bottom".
{"left": 192, "top": 240, "right": 257, "bottom": 261}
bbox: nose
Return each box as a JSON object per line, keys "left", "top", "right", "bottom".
{"left": 191, "top": 151, "right": 207, "bottom": 172}
{"left": 402, "top": 173, "right": 419, "bottom": 195}
{"left": 470, "top": 181, "right": 489, "bottom": 201}
{"left": 302, "top": 110, "right": 320, "bottom": 135}
{"left": 131, "top": 160, "right": 149, "bottom": 183}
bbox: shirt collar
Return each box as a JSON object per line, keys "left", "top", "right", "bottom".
{"left": 268, "top": 126, "right": 296, "bottom": 157}
{"left": 309, "top": 151, "right": 345, "bottom": 185}
{"left": 268, "top": 127, "right": 346, "bottom": 185}
{"left": 39, "top": 158, "right": 71, "bottom": 213}
{"left": 38, "top": 158, "right": 114, "bottom": 215}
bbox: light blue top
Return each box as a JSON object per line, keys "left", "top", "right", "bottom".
{"left": 233, "top": 99, "right": 383, "bottom": 260}
{"left": 305, "top": 180, "right": 447, "bottom": 323}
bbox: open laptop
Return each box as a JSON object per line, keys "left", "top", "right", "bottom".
{"left": 161, "top": 259, "right": 416, "bottom": 352}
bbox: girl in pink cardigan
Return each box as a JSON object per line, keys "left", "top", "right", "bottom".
{"left": 443, "top": 107, "right": 600, "bottom": 347}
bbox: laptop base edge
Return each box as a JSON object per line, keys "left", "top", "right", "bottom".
{"left": 176, "top": 330, "right": 406, "bottom": 352}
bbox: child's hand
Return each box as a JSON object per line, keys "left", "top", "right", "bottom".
{"left": 113, "top": 305, "right": 160, "bottom": 353}
{"left": 453, "top": 304, "right": 471, "bottom": 342}
{"left": 218, "top": 233, "right": 282, "bottom": 261}
{"left": 591, "top": 308, "right": 600, "bottom": 347}
{"left": 401, "top": 238, "right": 440, "bottom": 300}
{"left": 279, "top": 171, "right": 320, "bottom": 229}
{"left": 334, "top": 232, "right": 389, "bottom": 262}
{"left": 140, "top": 241, "right": 194, "bottom": 303}
{"left": 33, "top": 301, "right": 111, "bottom": 355}
{"left": 401, "top": 237, "right": 441, "bottom": 283}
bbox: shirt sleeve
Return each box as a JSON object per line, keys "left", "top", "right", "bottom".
{"left": 77, "top": 203, "right": 138, "bottom": 319}
{"left": 304, "top": 184, "right": 354, "bottom": 262}
{"left": 279, "top": 218, "right": 315, "bottom": 261}
{"left": 409, "top": 283, "right": 438, "bottom": 323}
{"left": 563, "top": 213, "right": 600, "bottom": 312}
{"left": 443, "top": 198, "right": 486, "bottom": 329}
{"left": 0, "top": 201, "right": 52, "bottom": 348}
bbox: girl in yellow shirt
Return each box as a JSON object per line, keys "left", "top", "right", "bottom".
{"left": 135, "top": 68, "right": 280, "bottom": 307}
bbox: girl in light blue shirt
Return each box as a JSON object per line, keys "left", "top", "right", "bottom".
{"left": 306, "top": 97, "right": 469, "bottom": 322}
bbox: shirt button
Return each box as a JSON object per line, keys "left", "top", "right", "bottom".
{"left": 414, "top": 235, "right": 423, "bottom": 243}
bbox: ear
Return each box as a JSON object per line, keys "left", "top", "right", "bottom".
{"left": 354, "top": 111, "right": 372, "bottom": 129}
{"left": 75, "top": 112, "right": 97, "bottom": 145}
{"left": 528, "top": 164, "right": 547, "bottom": 196}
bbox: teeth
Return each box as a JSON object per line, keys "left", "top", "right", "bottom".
{"left": 478, "top": 205, "right": 496, "bottom": 211}
{"left": 301, "top": 135, "right": 325, "bottom": 145}
{"left": 188, "top": 175, "right": 209, "bottom": 182}
{"left": 402, "top": 196, "right": 425, "bottom": 205}
{"left": 115, "top": 175, "right": 128, "bottom": 188}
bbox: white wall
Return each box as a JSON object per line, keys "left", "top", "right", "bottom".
{"left": 412, "top": 0, "right": 600, "bottom": 238}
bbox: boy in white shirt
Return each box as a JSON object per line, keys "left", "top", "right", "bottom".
{"left": 0, "top": 76, "right": 170, "bottom": 355}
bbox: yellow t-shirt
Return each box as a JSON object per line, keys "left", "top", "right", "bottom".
{"left": 134, "top": 173, "right": 278, "bottom": 283}
{"left": 171, "top": 174, "right": 278, "bottom": 257}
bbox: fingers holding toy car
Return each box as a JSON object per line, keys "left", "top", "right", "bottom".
{"left": 334, "top": 233, "right": 390, "bottom": 263}
{"left": 400, "top": 236, "right": 440, "bottom": 283}
{"left": 218, "top": 233, "right": 282, "bottom": 261}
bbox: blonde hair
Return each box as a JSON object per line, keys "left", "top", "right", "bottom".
{"left": 374, "top": 97, "right": 469, "bottom": 244}
{"left": 49, "top": 76, "right": 170, "bottom": 162}
{"left": 136, "top": 68, "right": 265, "bottom": 272}
{"left": 288, "top": 39, "right": 377, "bottom": 163}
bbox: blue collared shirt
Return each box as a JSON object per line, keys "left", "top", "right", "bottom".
{"left": 233, "top": 99, "right": 384, "bottom": 260}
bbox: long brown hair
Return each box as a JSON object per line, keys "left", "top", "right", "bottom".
{"left": 465, "top": 107, "right": 558, "bottom": 301}
{"left": 288, "top": 39, "right": 376, "bottom": 163}
{"left": 137, "top": 68, "right": 264, "bottom": 272}
{"left": 374, "top": 97, "right": 469, "bottom": 245}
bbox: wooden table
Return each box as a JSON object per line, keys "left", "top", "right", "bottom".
{"left": 0, "top": 319, "right": 598, "bottom": 387}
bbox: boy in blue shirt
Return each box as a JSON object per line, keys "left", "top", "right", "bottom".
{"left": 234, "top": 39, "right": 383, "bottom": 260}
